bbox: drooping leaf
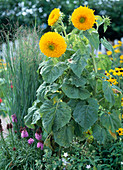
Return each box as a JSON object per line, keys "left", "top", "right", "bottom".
{"left": 24, "top": 104, "right": 37, "bottom": 129}
{"left": 83, "top": 30, "right": 99, "bottom": 50}
{"left": 95, "top": 15, "right": 104, "bottom": 30}
{"left": 102, "top": 81, "right": 115, "bottom": 104}
{"left": 68, "top": 74, "right": 87, "bottom": 87}
{"left": 73, "top": 101, "right": 98, "bottom": 131}
{"left": 62, "top": 83, "right": 90, "bottom": 100}
{"left": 36, "top": 82, "right": 59, "bottom": 102}
{"left": 101, "top": 38, "right": 114, "bottom": 57}
{"left": 87, "top": 98, "right": 99, "bottom": 112}
{"left": 69, "top": 50, "right": 87, "bottom": 77}
{"left": 53, "top": 123, "right": 74, "bottom": 147}
{"left": 92, "top": 124, "right": 107, "bottom": 144}
{"left": 40, "top": 100, "right": 71, "bottom": 133}
{"left": 31, "top": 109, "right": 41, "bottom": 125}
{"left": 40, "top": 60, "right": 67, "bottom": 83}
{"left": 100, "top": 110, "right": 121, "bottom": 133}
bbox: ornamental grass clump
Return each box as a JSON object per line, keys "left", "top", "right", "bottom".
{"left": 25, "top": 6, "right": 123, "bottom": 152}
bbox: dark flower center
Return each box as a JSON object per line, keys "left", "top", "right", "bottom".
{"left": 79, "top": 17, "right": 85, "bottom": 23}
{"left": 49, "top": 44, "right": 55, "bottom": 51}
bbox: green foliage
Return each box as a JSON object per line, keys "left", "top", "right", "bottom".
{"left": 83, "top": 30, "right": 99, "bottom": 50}
{"left": 102, "top": 81, "right": 115, "bottom": 104}
{"left": 40, "top": 100, "right": 71, "bottom": 133}
{"left": 0, "top": 0, "right": 122, "bottom": 41}
{"left": 101, "top": 37, "right": 114, "bottom": 57}
{"left": 1, "top": 28, "right": 43, "bottom": 128}
{"left": 40, "top": 60, "right": 67, "bottom": 83}
{"left": 24, "top": 11, "right": 122, "bottom": 149}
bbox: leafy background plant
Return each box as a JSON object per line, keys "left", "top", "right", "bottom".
{"left": 0, "top": 0, "right": 123, "bottom": 42}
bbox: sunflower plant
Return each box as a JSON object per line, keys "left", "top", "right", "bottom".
{"left": 24, "top": 6, "right": 122, "bottom": 149}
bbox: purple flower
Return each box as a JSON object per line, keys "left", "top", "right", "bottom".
{"left": 28, "top": 138, "right": 34, "bottom": 145}
{"left": 37, "top": 142, "right": 43, "bottom": 150}
{"left": 21, "top": 130, "right": 29, "bottom": 138}
{"left": 35, "top": 132, "right": 42, "bottom": 140}
{"left": 11, "top": 114, "right": 17, "bottom": 123}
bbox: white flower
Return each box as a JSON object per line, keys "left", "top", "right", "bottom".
{"left": 86, "top": 165, "right": 91, "bottom": 169}
{"left": 121, "top": 162, "right": 123, "bottom": 165}
{"left": 63, "top": 152, "right": 68, "bottom": 157}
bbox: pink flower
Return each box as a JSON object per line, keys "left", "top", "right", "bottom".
{"left": 11, "top": 84, "right": 13, "bottom": 89}
{"left": 28, "top": 138, "right": 34, "bottom": 145}
{"left": 21, "top": 130, "right": 29, "bottom": 138}
{"left": 0, "top": 98, "right": 2, "bottom": 103}
{"left": 11, "top": 114, "right": 17, "bottom": 123}
{"left": 37, "top": 142, "right": 44, "bottom": 150}
{"left": 35, "top": 132, "right": 42, "bottom": 140}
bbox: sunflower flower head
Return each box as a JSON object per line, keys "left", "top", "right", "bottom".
{"left": 48, "top": 8, "right": 61, "bottom": 26}
{"left": 39, "top": 32, "right": 67, "bottom": 58}
{"left": 71, "top": 6, "right": 95, "bottom": 31}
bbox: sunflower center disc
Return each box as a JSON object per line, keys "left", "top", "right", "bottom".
{"left": 49, "top": 44, "right": 55, "bottom": 51}
{"left": 79, "top": 17, "right": 85, "bottom": 23}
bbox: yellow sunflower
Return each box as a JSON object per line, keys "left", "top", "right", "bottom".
{"left": 48, "top": 8, "right": 60, "bottom": 26}
{"left": 71, "top": 6, "right": 95, "bottom": 31}
{"left": 39, "top": 32, "right": 67, "bottom": 58}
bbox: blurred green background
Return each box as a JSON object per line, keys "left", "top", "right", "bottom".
{"left": 0, "top": 0, "right": 123, "bottom": 42}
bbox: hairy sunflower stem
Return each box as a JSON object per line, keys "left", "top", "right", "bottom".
{"left": 91, "top": 45, "right": 97, "bottom": 96}
{"left": 91, "top": 45, "right": 97, "bottom": 74}
{"left": 118, "top": 77, "right": 120, "bottom": 88}
{"left": 60, "top": 21, "right": 67, "bottom": 40}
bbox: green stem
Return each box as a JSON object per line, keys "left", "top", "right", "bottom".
{"left": 91, "top": 45, "right": 98, "bottom": 96}
{"left": 60, "top": 21, "right": 67, "bottom": 39}
{"left": 10, "top": 129, "right": 14, "bottom": 147}
{"left": 91, "top": 45, "right": 97, "bottom": 74}
{"left": 118, "top": 77, "right": 120, "bottom": 88}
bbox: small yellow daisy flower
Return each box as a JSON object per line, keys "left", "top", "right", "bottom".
{"left": 120, "top": 60, "right": 123, "bottom": 63}
{"left": 98, "top": 51, "right": 102, "bottom": 54}
{"left": 114, "top": 49, "right": 120, "bottom": 53}
{"left": 118, "top": 41, "right": 122, "bottom": 44}
{"left": 107, "top": 51, "right": 112, "bottom": 56}
{"left": 39, "top": 32, "right": 67, "bottom": 58}
{"left": 71, "top": 6, "right": 95, "bottom": 31}
{"left": 97, "top": 68, "right": 101, "bottom": 70}
{"left": 120, "top": 55, "right": 123, "bottom": 60}
{"left": 48, "top": 8, "right": 60, "bottom": 26}
{"left": 116, "top": 128, "right": 123, "bottom": 136}
{"left": 113, "top": 44, "right": 121, "bottom": 48}
{"left": 110, "top": 57, "right": 113, "bottom": 60}
{"left": 109, "top": 69, "right": 114, "bottom": 73}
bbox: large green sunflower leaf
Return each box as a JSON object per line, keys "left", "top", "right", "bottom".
{"left": 92, "top": 124, "right": 107, "bottom": 144}
{"left": 101, "top": 37, "right": 114, "bottom": 57}
{"left": 36, "top": 82, "right": 59, "bottom": 102}
{"left": 53, "top": 123, "right": 74, "bottom": 147}
{"left": 102, "top": 81, "right": 115, "bottom": 104}
{"left": 69, "top": 50, "right": 87, "bottom": 78}
{"left": 40, "top": 60, "right": 67, "bottom": 83}
{"left": 40, "top": 100, "right": 72, "bottom": 133}
{"left": 83, "top": 30, "right": 99, "bottom": 50}
{"left": 62, "top": 83, "right": 90, "bottom": 100}
{"left": 73, "top": 101, "right": 98, "bottom": 131}
{"left": 100, "top": 110, "right": 121, "bottom": 133}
